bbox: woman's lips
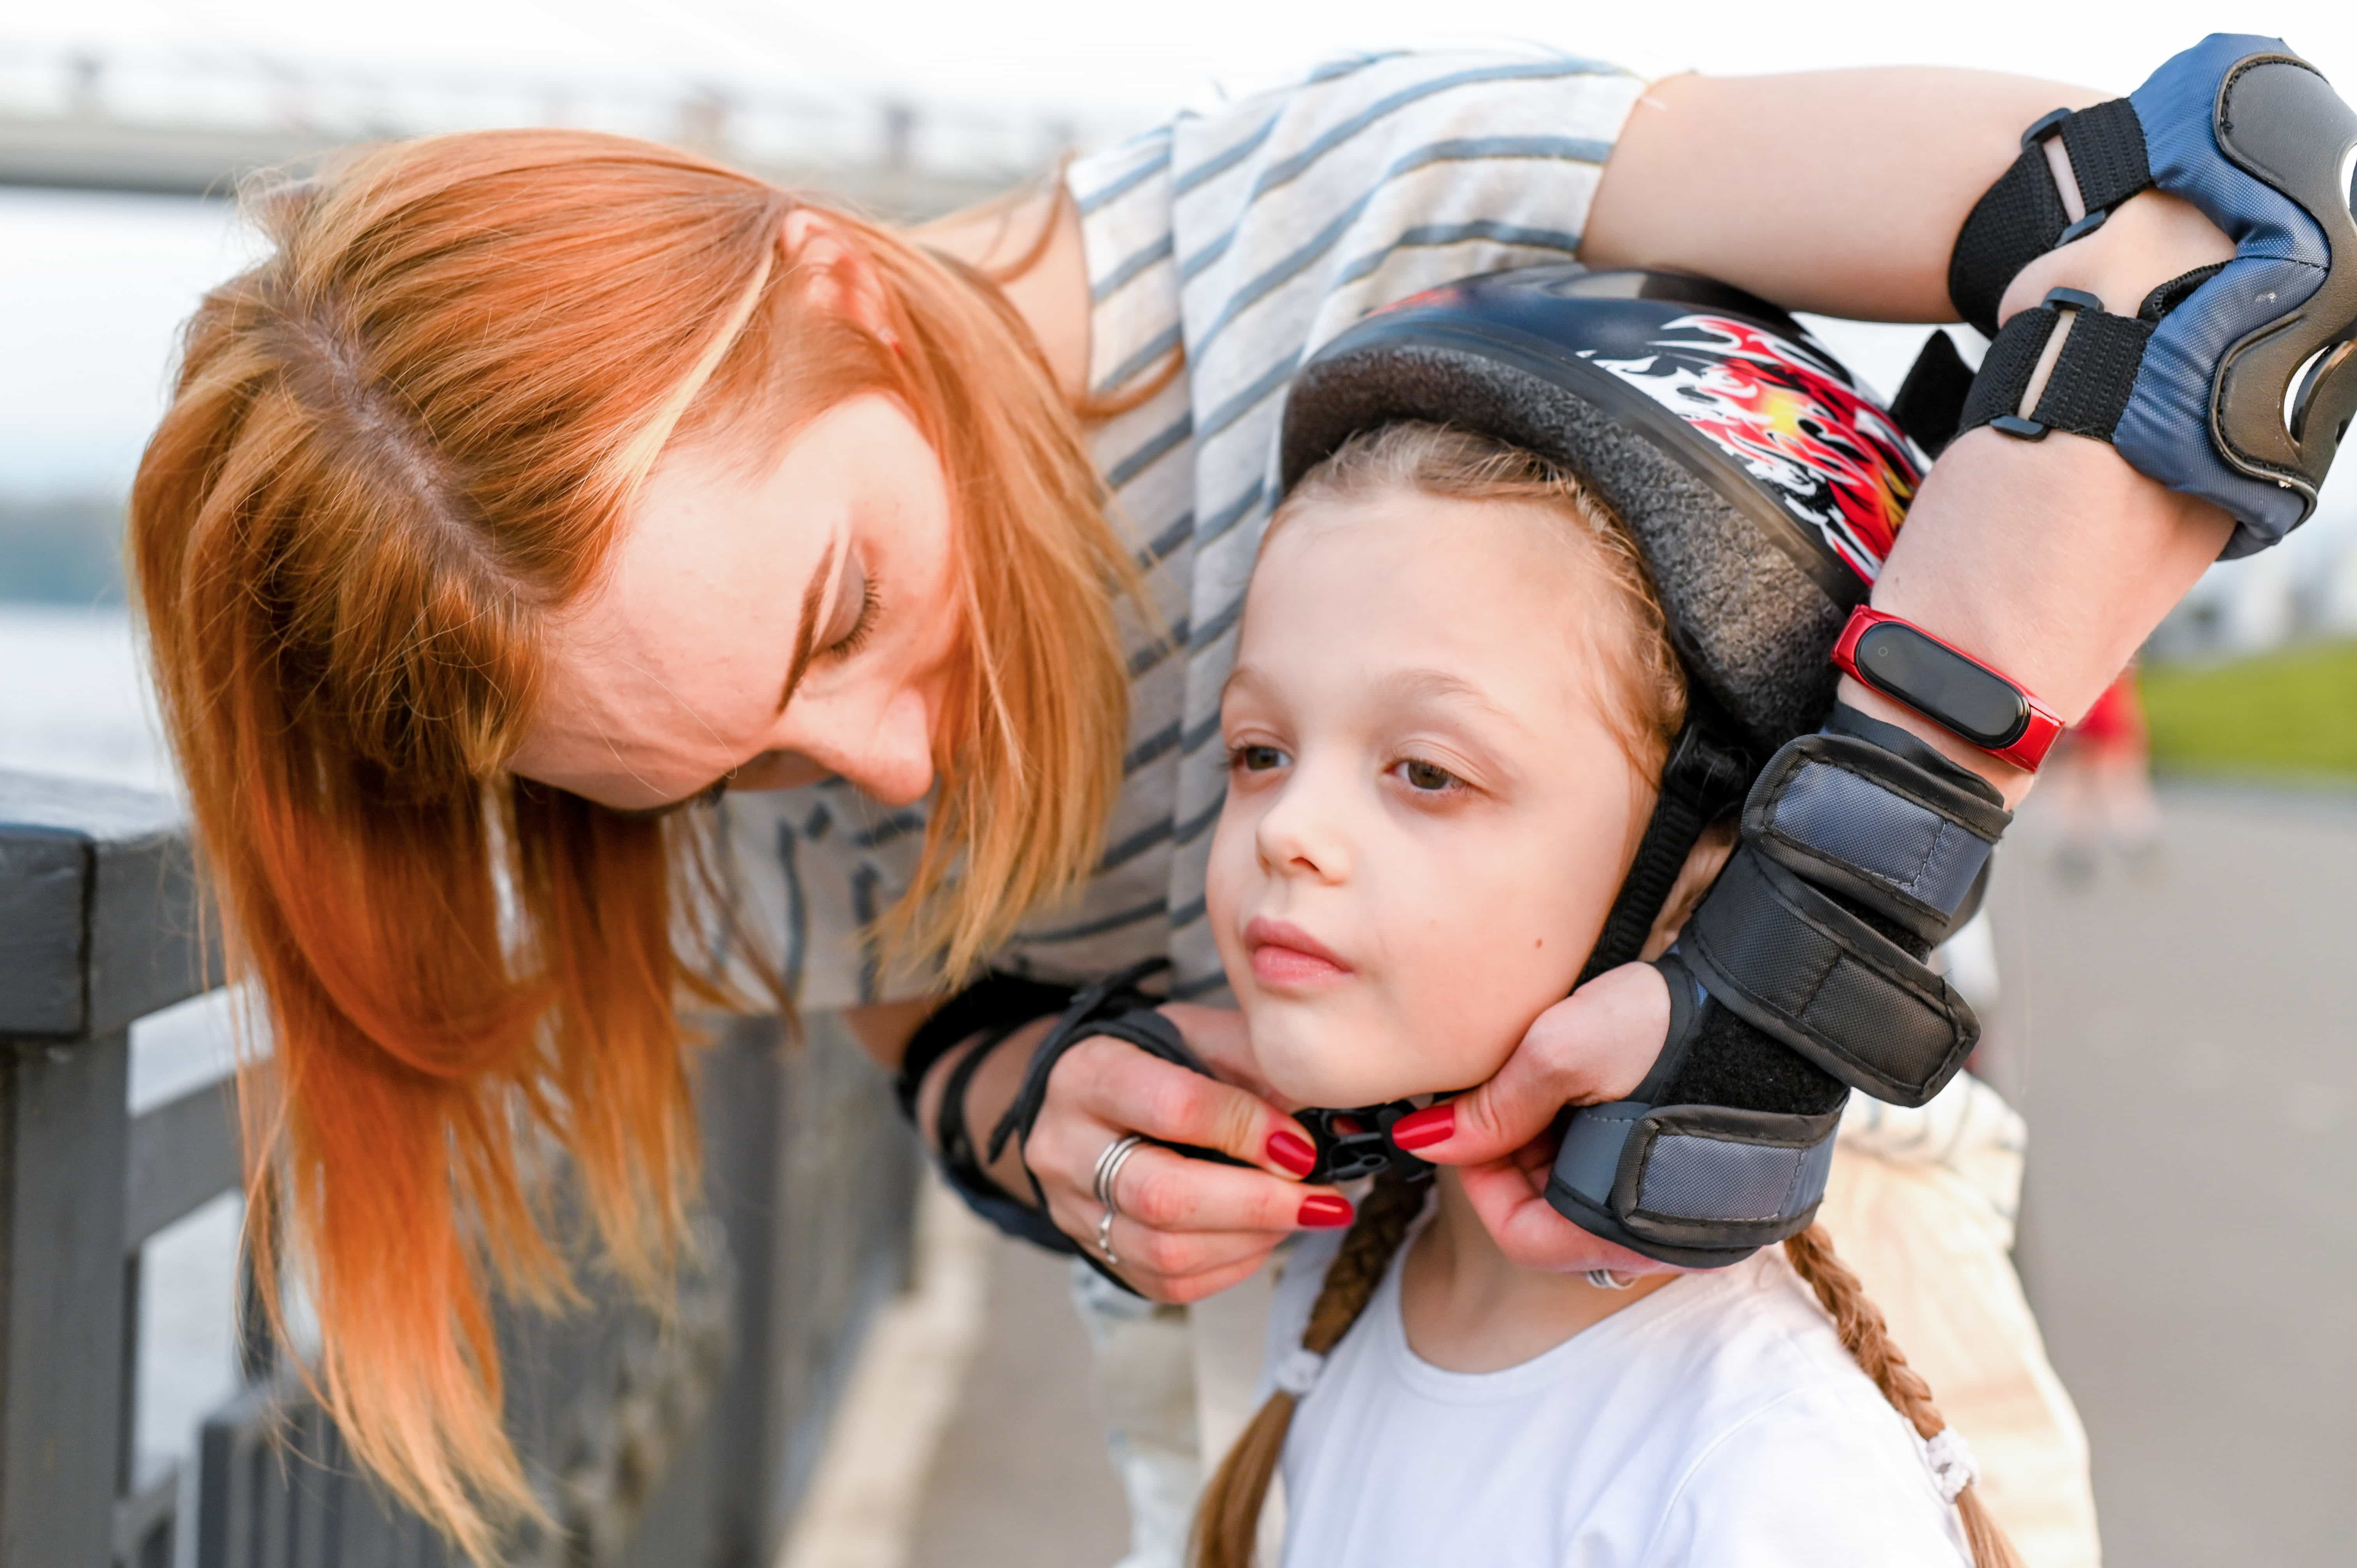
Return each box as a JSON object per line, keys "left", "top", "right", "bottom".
{"left": 1244, "top": 917, "right": 1352, "bottom": 990}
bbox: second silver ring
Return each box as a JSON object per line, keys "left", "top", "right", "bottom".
{"left": 1092, "top": 1132, "right": 1148, "bottom": 1268}
{"left": 1092, "top": 1132, "right": 1149, "bottom": 1212}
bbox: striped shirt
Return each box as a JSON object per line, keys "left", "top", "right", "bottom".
{"left": 724, "top": 49, "right": 1649, "bottom": 1010}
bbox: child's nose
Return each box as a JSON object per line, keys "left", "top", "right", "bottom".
{"left": 1254, "top": 772, "right": 1352, "bottom": 882}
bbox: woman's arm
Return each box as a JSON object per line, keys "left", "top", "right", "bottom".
{"left": 1410, "top": 66, "right": 2242, "bottom": 1269}
{"left": 1581, "top": 69, "right": 2100, "bottom": 322}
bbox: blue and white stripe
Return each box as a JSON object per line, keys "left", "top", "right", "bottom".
{"left": 733, "top": 49, "right": 1647, "bottom": 1008}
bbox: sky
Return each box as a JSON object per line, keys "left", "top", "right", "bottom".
{"left": 6, "top": 2, "right": 2357, "bottom": 493}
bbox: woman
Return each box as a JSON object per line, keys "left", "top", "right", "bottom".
{"left": 133, "top": 41, "right": 2274, "bottom": 1557}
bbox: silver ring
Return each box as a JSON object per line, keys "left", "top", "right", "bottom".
{"left": 1092, "top": 1132, "right": 1148, "bottom": 1212}
{"left": 1091, "top": 1133, "right": 1147, "bottom": 1270}
{"left": 1586, "top": 1268, "right": 1634, "bottom": 1291}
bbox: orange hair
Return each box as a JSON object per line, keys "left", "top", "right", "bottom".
{"left": 130, "top": 129, "right": 1136, "bottom": 1557}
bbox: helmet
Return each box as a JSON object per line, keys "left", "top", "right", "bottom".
{"left": 1279, "top": 266, "right": 1927, "bottom": 754}
{"left": 1277, "top": 267, "right": 1930, "bottom": 984}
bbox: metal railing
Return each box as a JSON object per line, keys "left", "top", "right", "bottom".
{"left": 0, "top": 769, "right": 917, "bottom": 1568}
{"left": 0, "top": 43, "right": 1133, "bottom": 209}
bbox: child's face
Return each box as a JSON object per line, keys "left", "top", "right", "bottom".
{"left": 1207, "top": 488, "right": 1655, "bottom": 1110}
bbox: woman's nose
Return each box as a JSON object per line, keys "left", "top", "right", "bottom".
{"left": 780, "top": 684, "right": 938, "bottom": 806}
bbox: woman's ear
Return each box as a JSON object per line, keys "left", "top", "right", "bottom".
{"left": 1638, "top": 817, "right": 1739, "bottom": 963}
{"left": 780, "top": 210, "right": 897, "bottom": 345}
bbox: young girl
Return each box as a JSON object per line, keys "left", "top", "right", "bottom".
{"left": 1196, "top": 422, "right": 2016, "bottom": 1568}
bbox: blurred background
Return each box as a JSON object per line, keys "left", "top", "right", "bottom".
{"left": 3, "top": 4, "right": 2352, "bottom": 1567}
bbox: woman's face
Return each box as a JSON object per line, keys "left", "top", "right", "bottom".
{"left": 509, "top": 392, "right": 962, "bottom": 812}
{"left": 1205, "top": 489, "right": 1654, "bottom": 1110}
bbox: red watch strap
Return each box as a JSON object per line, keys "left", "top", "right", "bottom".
{"left": 1831, "top": 607, "right": 2065, "bottom": 771}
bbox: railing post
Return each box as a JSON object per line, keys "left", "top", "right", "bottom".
{"left": 0, "top": 773, "right": 204, "bottom": 1568}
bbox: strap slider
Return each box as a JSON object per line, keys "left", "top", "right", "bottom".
{"left": 1989, "top": 413, "right": 2050, "bottom": 440}
{"left": 2042, "top": 285, "right": 2106, "bottom": 313}
{"left": 2057, "top": 209, "right": 2110, "bottom": 245}
{"left": 2020, "top": 106, "right": 2076, "bottom": 149}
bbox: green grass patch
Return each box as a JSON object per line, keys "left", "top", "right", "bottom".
{"left": 2142, "top": 639, "right": 2357, "bottom": 781}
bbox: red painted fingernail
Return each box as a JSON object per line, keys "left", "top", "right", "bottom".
{"left": 1267, "top": 1129, "right": 1318, "bottom": 1177}
{"left": 1298, "top": 1195, "right": 1354, "bottom": 1228}
{"left": 1390, "top": 1105, "right": 1455, "bottom": 1151}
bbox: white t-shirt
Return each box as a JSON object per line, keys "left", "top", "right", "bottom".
{"left": 1263, "top": 1218, "right": 1974, "bottom": 1568}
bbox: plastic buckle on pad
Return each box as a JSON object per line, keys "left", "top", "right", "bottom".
{"left": 2020, "top": 106, "right": 2075, "bottom": 149}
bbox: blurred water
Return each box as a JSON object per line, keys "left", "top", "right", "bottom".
{"left": 0, "top": 602, "right": 171, "bottom": 790}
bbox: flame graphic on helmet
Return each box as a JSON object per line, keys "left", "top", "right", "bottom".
{"left": 1581, "top": 315, "right": 1925, "bottom": 582}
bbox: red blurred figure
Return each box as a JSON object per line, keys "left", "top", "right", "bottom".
{"left": 2051, "top": 669, "right": 2162, "bottom": 881}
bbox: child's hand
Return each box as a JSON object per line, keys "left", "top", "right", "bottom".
{"left": 1387, "top": 963, "right": 1690, "bottom": 1273}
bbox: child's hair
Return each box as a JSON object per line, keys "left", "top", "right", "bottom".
{"left": 1194, "top": 423, "right": 2021, "bottom": 1568}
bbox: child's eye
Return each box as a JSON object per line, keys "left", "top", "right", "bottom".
{"left": 1394, "top": 758, "right": 1463, "bottom": 793}
{"left": 1230, "top": 743, "right": 1289, "bottom": 773}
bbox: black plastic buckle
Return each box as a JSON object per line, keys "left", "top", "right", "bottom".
{"left": 1992, "top": 288, "right": 2110, "bottom": 441}
{"left": 2020, "top": 106, "right": 2076, "bottom": 149}
{"left": 1294, "top": 1101, "right": 1435, "bottom": 1183}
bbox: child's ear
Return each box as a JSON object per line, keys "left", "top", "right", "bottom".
{"left": 1638, "top": 818, "right": 1739, "bottom": 962}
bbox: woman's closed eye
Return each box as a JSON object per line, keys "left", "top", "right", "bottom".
{"left": 827, "top": 570, "right": 883, "bottom": 659}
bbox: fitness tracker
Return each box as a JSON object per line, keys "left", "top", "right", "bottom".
{"left": 1830, "top": 607, "right": 2064, "bottom": 771}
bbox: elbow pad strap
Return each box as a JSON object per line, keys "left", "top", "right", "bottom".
{"left": 1950, "top": 97, "right": 2152, "bottom": 337}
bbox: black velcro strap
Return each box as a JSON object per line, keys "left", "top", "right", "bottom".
{"left": 1742, "top": 733, "right": 2011, "bottom": 945}
{"left": 1948, "top": 99, "right": 2152, "bottom": 336}
{"left": 1548, "top": 1093, "right": 1841, "bottom": 1259}
{"left": 1958, "top": 293, "right": 2154, "bottom": 445}
{"left": 1950, "top": 143, "right": 2070, "bottom": 337}
{"left": 2055, "top": 97, "right": 2152, "bottom": 214}
{"left": 894, "top": 971, "right": 1077, "bottom": 1121}
{"left": 1679, "top": 848, "right": 1976, "bottom": 1107}
{"left": 986, "top": 958, "right": 1201, "bottom": 1166}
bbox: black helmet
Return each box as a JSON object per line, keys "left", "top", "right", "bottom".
{"left": 1279, "top": 266, "right": 1925, "bottom": 755}
{"left": 1278, "top": 267, "right": 1929, "bottom": 980}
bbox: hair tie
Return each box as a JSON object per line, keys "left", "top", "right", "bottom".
{"left": 1272, "top": 1346, "right": 1326, "bottom": 1398}
{"left": 1924, "top": 1427, "right": 1979, "bottom": 1503}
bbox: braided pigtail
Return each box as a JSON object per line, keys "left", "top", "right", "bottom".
{"left": 1191, "top": 1174, "right": 1427, "bottom": 1568}
{"left": 1782, "top": 1227, "right": 2023, "bottom": 1568}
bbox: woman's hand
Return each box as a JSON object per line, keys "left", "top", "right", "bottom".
{"left": 1391, "top": 963, "right": 1687, "bottom": 1275}
{"left": 934, "top": 1002, "right": 1352, "bottom": 1303}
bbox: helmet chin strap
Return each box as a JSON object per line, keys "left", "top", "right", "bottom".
{"left": 1576, "top": 695, "right": 1759, "bottom": 986}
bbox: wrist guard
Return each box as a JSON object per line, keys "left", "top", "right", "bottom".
{"left": 1547, "top": 705, "right": 2010, "bottom": 1264}
{"left": 1944, "top": 34, "right": 2357, "bottom": 555}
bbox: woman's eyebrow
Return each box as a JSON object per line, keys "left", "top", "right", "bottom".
{"left": 776, "top": 535, "right": 842, "bottom": 715}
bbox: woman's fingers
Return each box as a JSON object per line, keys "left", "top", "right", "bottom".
{"left": 1392, "top": 962, "right": 1673, "bottom": 1166}
{"left": 1055, "top": 1034, "right": 1322, "bottom": 1179}
{"left": 1454, "top": 1150, "right": 1685, "bottom": 1278}
{"left": 1015, "top": 1029, "right": 1353, "bottom": 1304}
{"left": 1111, "top": 1142, "right": 1352, "bottom": 1234}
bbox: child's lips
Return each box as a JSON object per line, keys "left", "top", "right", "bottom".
{"left": 1244, "top": 918, "right": 1352, "bottom": 990}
